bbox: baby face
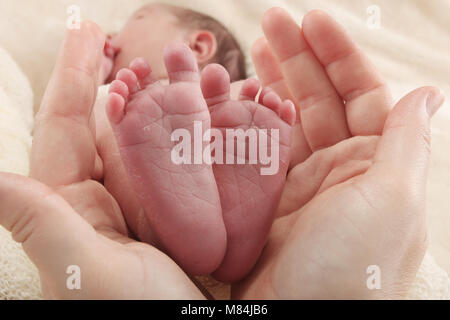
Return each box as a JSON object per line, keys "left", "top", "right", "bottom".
{"left": 108, "top": 4, "right": 187, "bottom": 82}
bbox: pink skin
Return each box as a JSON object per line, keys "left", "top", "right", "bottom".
{"left": 2, "top": 16, "right": 441, "bottom": 300}
{"left": 99, "top": 36, "right": 119, "bottom": 84}
{"left": 106, "top": 43, "right": 226, "bottom": 276}
{"left": 200, "top": 65, "right": 295, "bottom": 282}
{"left": 106, "top": 44, "right": 295, "bottom": 281}
{"left": 102, "top": 4, "right": 189, "bottom": 84}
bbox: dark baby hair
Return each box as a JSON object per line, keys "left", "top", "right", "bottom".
{"left": 165, "top": 4, "right": 247, "bottom": 82}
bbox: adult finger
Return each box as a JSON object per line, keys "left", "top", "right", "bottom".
{"left": 251, "top": 38, "right": 294, "bottom": 103}
{"left": 31, "top": 22, "right": 105, "bottom": 187}
{"left": 302, "top": 10, "right": 393, "bottom": 136}
{"left": 262, "top": 7, "right": 350, "bottom": 151}
{"left": 0, "top": 173, "right": 102, "bottom": 298}
{"left": 252, "top": 38, "right": 312, "bottom": 166}
{"left": 372, "top": 87, "right": 445, "bottom": 187}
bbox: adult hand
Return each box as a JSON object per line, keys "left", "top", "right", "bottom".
{"left": 233, "top": 8, "right": 445, "bottom": 299}
{"left": 0, "top": 22, "right": 203, "bottom": 299}
{"left": 252, "top": 9, "right": 394, "bottom": 169}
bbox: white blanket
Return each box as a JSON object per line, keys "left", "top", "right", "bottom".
{"left": 0, "top": 46, "right": 40, "bottom": 299}
{"left": 0, "top": 0, "right": 449, "bottom": 300}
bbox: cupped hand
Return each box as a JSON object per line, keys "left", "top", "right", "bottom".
{"left": 0, "top": 23, "right": 204, "bottom": 299}
{"left": 232, "top": 8, "right": 445, "bottom": 299}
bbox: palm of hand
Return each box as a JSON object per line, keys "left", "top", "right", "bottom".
{"left": 1, "top": 23, "right": 203, "bottom": 300}
{"left": 233, "top": 135, "right": 425, "bottom": 299}
{"left": 41, "top": 180, "right": 195, "bottom": 299}
{"left": 232, "top": 8, "right": 432, "bottom": 299}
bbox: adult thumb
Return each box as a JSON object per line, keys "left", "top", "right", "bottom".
{"left": 0, "top": 173, "right": 100, "bottom": 297}
{"left": 373, "top": 87, "right": 445, "bottom": 186}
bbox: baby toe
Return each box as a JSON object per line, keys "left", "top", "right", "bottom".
{"left": 164, "top": 43, "right": 200, "bottom": 84}
{"left": 258, "top": 86, "right": 274, "bottom": 105}
{"left": 129, "top": 57, "right": 155, "bottom": 88}
{"left": 106, "top": 92, "right": 126, "bottom": 125}
{"left": 238, "top": 78, "right": 261, "bottom": 101}
{"left": 109, "top": 79, "right": 129, "bottom": 101}
{"left": 201, "top": 64, "right": 231, "bottom": 107}
{"left": 116, "top": 68, "right": 139, "bottom": 94}
{"left": 279, "top": 100, "right": 297, "bottom": 126}
{"left": 262, "top": 90, "right": 282, "bottom": 114}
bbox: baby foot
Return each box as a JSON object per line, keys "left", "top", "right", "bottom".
{"left": 200, "top": 65, "right": 296, "bottom": 283}
{"left": 106, "top": 44, "right": 227, "bottom": 275}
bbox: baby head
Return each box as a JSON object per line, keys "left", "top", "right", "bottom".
{"left": 108, "top": 3, "right": 246, "bottom": 83}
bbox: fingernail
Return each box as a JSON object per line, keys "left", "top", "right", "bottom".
{"left": 426, "top": 88, "right": 445, "bottom": 117}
